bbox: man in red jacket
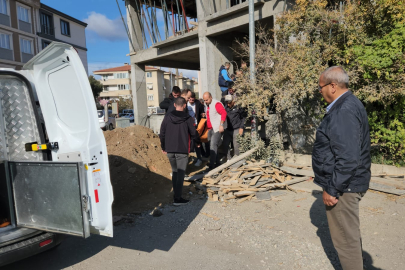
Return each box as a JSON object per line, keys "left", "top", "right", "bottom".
{"left": 160, "top": 97, "right": 200, "bottom": 205}
{"left": 203, "top": 92, "right": 227, "bottom": 170}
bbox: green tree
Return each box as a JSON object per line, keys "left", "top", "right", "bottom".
{"left": 88, "top": 75, "right": 103, "bottom": 99}
{"left": 235, "top": 0, "right": 405, "bottom": 164}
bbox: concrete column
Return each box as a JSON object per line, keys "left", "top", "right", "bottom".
{"left": 126, "top": 1, "right": 143, "bottom": 52}
{"left": 198, "top": 35, "right": 233, "bottom": 100}
{"left": 131, "top": 63, "right": 147, "bottom": 125}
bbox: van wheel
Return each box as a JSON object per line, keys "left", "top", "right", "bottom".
{"left": 109, "top": 124, "right": 113, "bottom": 130}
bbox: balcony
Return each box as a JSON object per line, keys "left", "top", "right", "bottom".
{"left": 40, "top": 25, "right": 54, "bottom": 37}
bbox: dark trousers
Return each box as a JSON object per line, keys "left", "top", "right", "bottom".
{"left": 167, "top": 153, "right": 188, "bottom": 200}
{"left": 222, "top": 129, "right": 240, "bottom": 160}
{"left": 326, "top": 192, "right": 365, "bottom": 270}
{"left": 193, "top": 127, "right": 202, "bottom": 159}
{"left": 208, "top": 129, "right": 222, "bottom": 169}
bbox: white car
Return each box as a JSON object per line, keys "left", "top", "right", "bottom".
{"left": 98, "top": 110, "right": 106, "bottom": 130}
{"left": 0, "top": 42, "right": 114, "bottom": 266}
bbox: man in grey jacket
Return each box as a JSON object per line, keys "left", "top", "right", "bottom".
{"left": 312, "top": 66, "right": 371, "bottom": 270}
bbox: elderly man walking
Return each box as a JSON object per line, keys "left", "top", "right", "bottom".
{"left": 203, "top": 92, "right": 227, "bottom": 170}
{"left": 312, "top": 66, "right": 371, "bottom": 270}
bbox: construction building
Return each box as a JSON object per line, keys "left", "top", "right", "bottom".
{"left": 125, "top": 0, "right": 292, "bottom": 125}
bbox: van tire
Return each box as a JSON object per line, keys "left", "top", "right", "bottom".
{"left": 109, "top": 124, "right": 113, "bottom": 130}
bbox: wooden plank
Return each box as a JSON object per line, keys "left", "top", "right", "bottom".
{"left": 263, "top": 177, "right": 310, "bottom": 190}
{"left": 229, "top": 159, "right": 246, "bottom": 169}
{"left": 201, "top": 212, "right": 220, "bottom": 221}
{"left": 369, "top": 182, "right": 405, "bottom": 196}
{"left": 206, "top": 147, "right": 258, "bottom": 177}
{"left": 234, "top": 191, "right": 255, "bottom": 197}
{"left": 279, "top": 166, "right": 315, "bottom": 177}
{"left": 242, "top": 171, "right": 264, "bottom": 179}
{"left": 371, "top": 177, "right": 405, "bottom": 190}
{"left": 249, "top": 176, "right": 261, "bottom": 186}
{"left": 238, "top": 194, "right": 255, "bottom": 203}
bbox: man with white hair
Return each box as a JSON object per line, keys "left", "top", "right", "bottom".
{"left": 312, "top": 66, "right": 371, "bottom": 270}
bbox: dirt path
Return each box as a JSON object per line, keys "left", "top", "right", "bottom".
{"left": 4, "top": 181, "right": 404, "bottom": 270}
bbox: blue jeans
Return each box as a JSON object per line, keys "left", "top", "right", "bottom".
{"left": 220, "top": 87, "right": 228, "bottom": 92}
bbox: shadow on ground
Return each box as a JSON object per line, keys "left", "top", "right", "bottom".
{"left": 310, "top": 191, "right": 383, "bottom": 270}
{"left": 2, "top": 156, "right": 207, "bottom": 270}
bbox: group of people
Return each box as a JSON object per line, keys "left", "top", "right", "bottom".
{"left": 159, "top": 64, "right": 372, "bottom": 270}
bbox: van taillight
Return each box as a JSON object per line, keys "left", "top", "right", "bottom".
{"left": 39, "top": 239, "right": 53, "bottom": 247}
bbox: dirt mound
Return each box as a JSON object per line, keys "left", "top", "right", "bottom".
{"left": 104, "top": 125, "right": 173, "bottom": 215}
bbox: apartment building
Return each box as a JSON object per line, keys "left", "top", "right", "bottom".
{"left": 145, "top": 66, "right": 165, "bottom": 107}
{"left": 0, "top": 0, "right": 40, "bottom": 69}
{"left": 163, "top": 71, "right": 176, "bottom": 98}
{"left": 94, "top": 64, "right": 132, "bottom": 100}
{"left": 37, "top": 3, "right": 88, "bottom": 73}
{"left": 0, "top": 1, "right": 88, "bottom": 72}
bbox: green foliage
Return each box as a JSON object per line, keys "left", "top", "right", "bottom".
{"left": 237, "top": 134, "right": 282, "bottom": 165}
{"left": 117, "top": 97, "right": 133, "bottom": 113}
{"left": 234, "top": 0, "right": 405, "bottom": 164}
{"left": 89, "top": 76, "right": 103, "bottom": 99}
{"left": 367, "top": 96, "right": 405, "bottom": 165}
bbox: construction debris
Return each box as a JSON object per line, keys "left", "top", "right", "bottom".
{"left": 199, "top": 158, "right": 405, "bottom": 202}
{"left": 201, "top": 160, "right": 311, "bottom": 203}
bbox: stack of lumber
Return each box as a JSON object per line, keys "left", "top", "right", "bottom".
{"left": 198, "top": 146, "right": 405, "bottom": 202}
{"left": 201, "top": 160, "right": 311, "bottom": 202}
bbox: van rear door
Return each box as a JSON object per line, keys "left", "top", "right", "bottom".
{"left": 15, "top": 42, "right": 114, "bottom": 237}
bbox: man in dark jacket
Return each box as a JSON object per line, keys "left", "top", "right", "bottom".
{"left": 222, "top": 95, "right": 245, "bottom": 160}
{"left": 312, "top": 66, "right": 371, "bottom": 270}
{"left": 159, "top": 86, "right": 181, "bottom": 113}
{"left": 187, "top": 92, "right": 205, "bottom": 166}
{"left": 160, "top": 97, "right": 200, "bottom": 206}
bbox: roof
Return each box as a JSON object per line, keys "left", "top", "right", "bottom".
{"left": 94, "top": 65, "right": 132, "bottom": 73}
{"left": 40, "top": 4, "right": 87, "bottom": 27}
{"left": 93, "top": 65, "right": 162, "bottom": 74}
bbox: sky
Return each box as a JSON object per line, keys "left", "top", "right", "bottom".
{"left": 41, "top": 0, "right": 198, "bottom": 79}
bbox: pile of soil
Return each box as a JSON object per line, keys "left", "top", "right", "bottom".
{"left": 104, "top": 125, "right": 173, "bottom": 215}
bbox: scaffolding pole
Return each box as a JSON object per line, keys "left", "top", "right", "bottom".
{"left": 249, "top": 0, "right": 256, "bottom": 141}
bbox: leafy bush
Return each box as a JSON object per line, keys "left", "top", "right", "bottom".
{"left": 237, "top": 133, "right": 282, "bottom": 165}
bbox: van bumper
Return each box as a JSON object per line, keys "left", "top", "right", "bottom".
{"left": 0, "top": 232, "right": 64, "bottom": 267}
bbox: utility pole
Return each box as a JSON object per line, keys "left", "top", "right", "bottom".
{"left": 176, "top": 68, "right": 179, "bottom": 86}
{"left": 249, "top": 0, "right": 256, "bottom": 142}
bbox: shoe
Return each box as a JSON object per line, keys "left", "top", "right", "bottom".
{"left": 173, "top": 198, "right": 190, "bottom": 206}
{"left": 194, "top": 159, "right": 202, "bottom": 167}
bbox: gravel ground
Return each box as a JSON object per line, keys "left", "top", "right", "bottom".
{"left": 4, "top": 181, "right": 405, "bottom": 270}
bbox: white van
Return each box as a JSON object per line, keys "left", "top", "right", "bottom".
{"left": 0, "top": 42, "right": 114, "bottom": 266}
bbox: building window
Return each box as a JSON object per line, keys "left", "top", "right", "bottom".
{"left": 42, "top": 40, "right": 51, "bottom": 50}
{"left": 0, "top": 32, "right": 11, "bottom": 49}
{"left": 147, "top": 95, "right": 154, "bottom": 101}
{"left": 146, "top": 72, "right": 152, "bottom": 78}
{"left": 114, "top": 72, "right": 128, "bottom": 79}
{"left": 147, "top": 83, "right": 153, "bottom": 90}
{"left": 0, "top": 0, "right": 8, "bottom": 15}
{"left": 102, "top": 75, "right": 109, "bottom": 81}
{"left": 118, "top": 84, "right": 130, "bottom": 90}
{"left": 20, "top": 38, "right": 32, "bottom": 54}
{"left": 60, "top": 20, "right": 70, "bottom": 36}
{"left": 40, "top": 12, "right": 53, "bottom": 35}
{"left": 17, "top": 5, "right": 30, "bottom": 23}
